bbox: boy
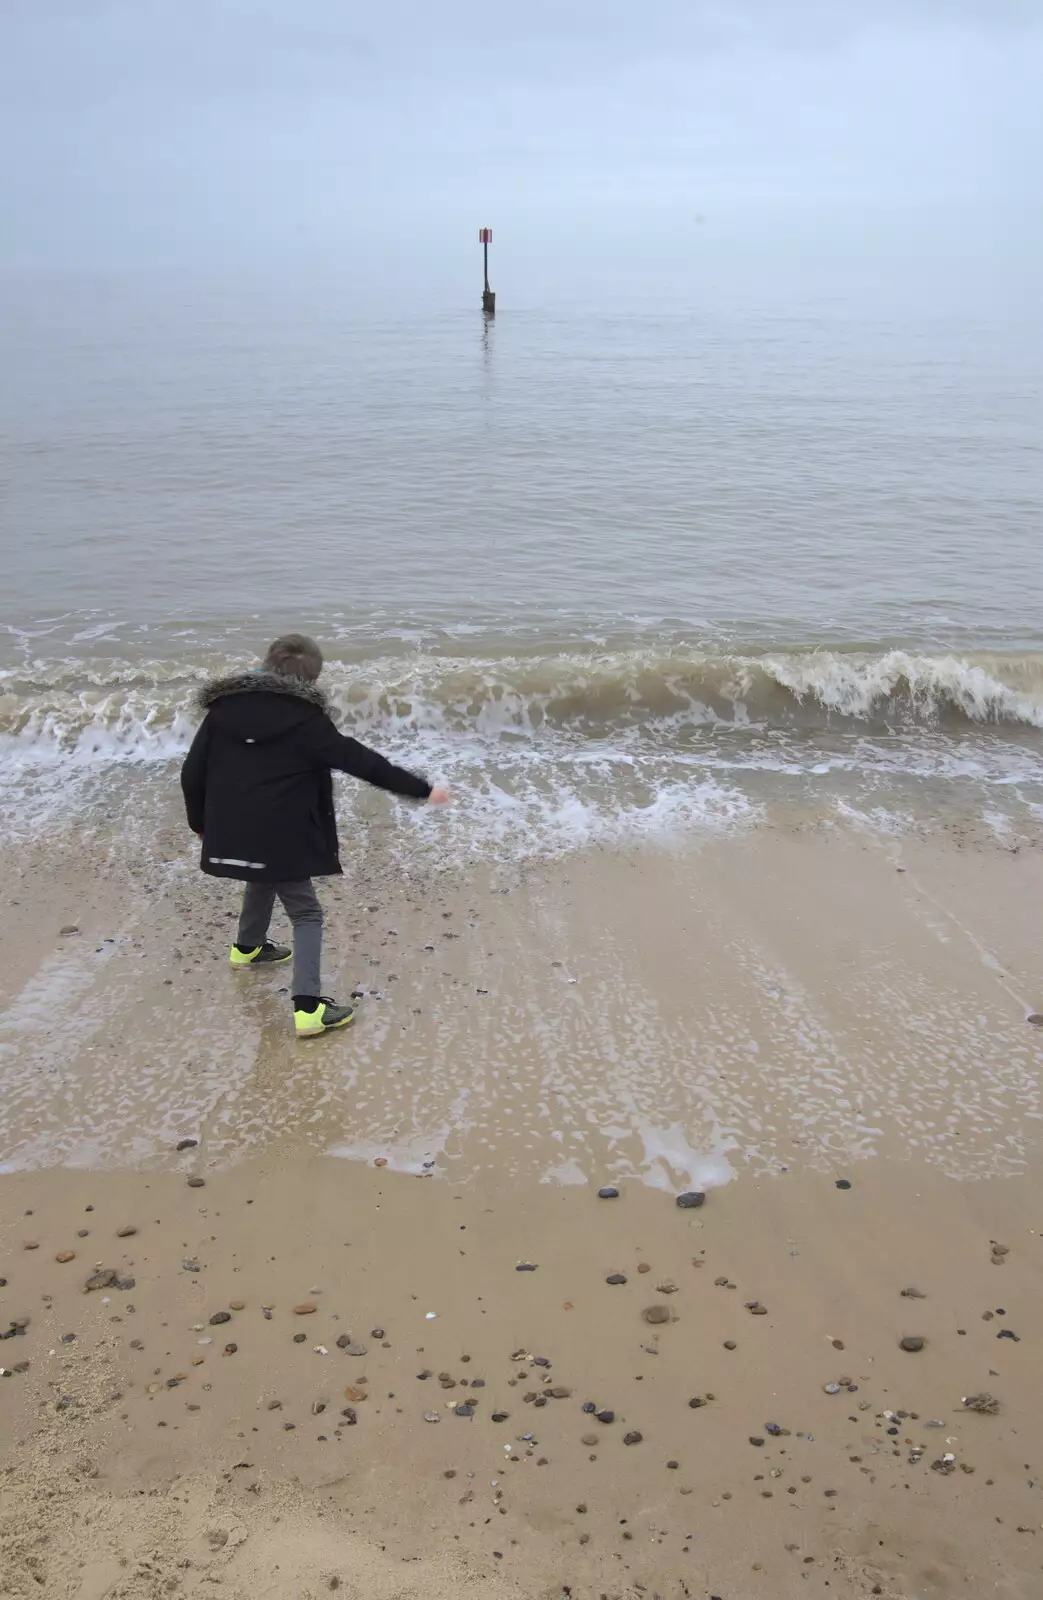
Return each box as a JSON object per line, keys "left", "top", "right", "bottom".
{"left": 181, "top": 633, "right": 448, "bottom": 1036}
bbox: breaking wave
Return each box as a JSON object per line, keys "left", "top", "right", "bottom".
{"left": 2, "top": 647, "right": 1042, "bottom": 758}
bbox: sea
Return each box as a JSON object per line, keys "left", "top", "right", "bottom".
{"left": 2, "top": 270, "right": 1042, "bottom": 864}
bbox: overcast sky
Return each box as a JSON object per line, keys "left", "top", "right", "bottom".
{"left": 2, "top": 0, "right": 1041, "bottom": 287}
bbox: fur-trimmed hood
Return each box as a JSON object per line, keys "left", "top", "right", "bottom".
{"left": 198, "top": 671, "right": 328, "bottom": 713}
{"left": 198, "top": 671, "right": 329, "bottom": 747}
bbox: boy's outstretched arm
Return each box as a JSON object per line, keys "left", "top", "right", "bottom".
{"left": 308, "top": 717, "right": 438, "bottom": 801}
{"left": 181, "top": 718, "right": 211, "bottom": 834}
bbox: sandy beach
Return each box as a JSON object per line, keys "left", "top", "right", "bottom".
{"left": 3, "top": 820, "right": 1043, "bottom": 1599}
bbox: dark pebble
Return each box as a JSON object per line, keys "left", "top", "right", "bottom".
{"left": 766, "top": 1423, "right": 783, "bottom": 1436}
{"left": 723, "top": 1340, "right": 737, "bottom": 1350}
{"left": 176, "top": 1139, "right": 198, "bottom": 1152}
{"left": 749, "top": 1436, "right": 765, "bottom": 1447}
{"left": 667, "top": 1459, "right": 679, "bottom": 1469}
{"left": 85, "top": 1270, "right": 117, "bottom": 1291}
{"left": 516, "top": 1263, "right": 538, "bottom": 1272}
{"left": 582, "top": 1402, "right": 597, "bottom": 1413}
{"left": 835, "top": 1179, "right": 852, "bottom": 1190}
{"left": 293, "top": 1333, "right": 307, "bottom": 1344}
{"left": 605, "top": 1273, "right": 627, "bottom": 1285}
{"left": 455, "top": 1403, "right": 475, "bottom": 1418}
{"left": 623, "top": 1431, "right": 643, "bottom": 1445}
{"left": 598, "top": 1187, "right": 620, "bottom": 1199}
{"left": 997, "top": 1329, "right": 1020, "bottom": 1342}
{"left": 688, "top": 1396, "right": 706, "bottom": 1409}
{"left": 187, "top": 1177, "right": 205, "bottom": 1189}
{"left": 1027, "top": 1014, "right": 1043, "bottom": 1027}
{"left": 370, "top": 1328, "right": 385, "bottom": 1339}
{"left": 596, "top": 1410, "right": 615, "bottom": 1424}
{"left": 676, "top": 1191, "right": 706, "bottom": 1209}
{"left": 491, "top": 1411, "right": 509, "bottom": 1422}
{"left": 209, "top": 1311, "right": 232, "bottom": 1326}
{"left": 900, "top": 1336, "right": 925, "bottom": 1353}
{"left": 342, "top": 1408, "right": 358, "bottom": 1425}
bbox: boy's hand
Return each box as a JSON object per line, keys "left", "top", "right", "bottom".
{"left": 428, "top": 786, "right": 451, "bottom": 806}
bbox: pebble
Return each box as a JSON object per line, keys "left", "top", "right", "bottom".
{"left": 746, "top": 1302, "right": 768, "bottom": 1315}
{"left": 596, "top": 1410, "right": 615, "bottom": 1424}
{"left": 371, "top": 1327, "right": 385, "bottom": 1339}
{"left": 423, "top": 1411, "right": 440, "bottom": 1424}
{"left": 60, "top": 925, "right": 79, "bottom": 936}
{"left": 676, "top": 1191, "right": 706, "bottom": 1209}
{"left": 209, "top": 1311, "right": 232, "bottom": 1326}
{"left": 688, "top": 1396, "right": 707, "bottom": 1409}
{"left": 293, "top": 1333, "right": 307, "bottom": 1343}
{"left": 835, "top": 1179, "right": 852, "bottom": 1190}
{"left": 116, "top": 1226, "right": 138, "bottom": 1238}
{"left": 455, "top": 1403, "right": 475, "bottom": 1418}
{"left": 597, "top": 1187, "right": 619, "bottom": 1199}
{"left": 491, "top": 1411, "right": 509, "bottom": 1422}
{"left": 223, "top": 1343, "right": 238, "bottom": 1356}
{"left": 642, "top": 1305, "right": 671, "bottom": 1325}
{"left": 605, "top": 1274, "right": 627, "bottom": 1285}
{"left": 901, "top": 1287, "right": 926, "bottom": 1299}
{"left": 56, "top": 1252, "right": 76, "bottom": 1264}
{"left": 187, "top": 1177, "right": 205, "bottom": 1189}
{"left": 23, "top": 1242, "right": 39, "bottom": 1251}
{"left": 723, "top": 1340, "right": 737, "bottom": 1351}
{"left": 336, "top": 1334, "right": 353, "bottom": 1350}
{"left": 581, "top": 1433, "right": 599, "bottom": 1446}
{"left": 637, "top": 1262, "right": 651, "bottom": 1274}
{"left": 345, "top": 1385, "right": 367, "bottom": 1403}
{"left": 823, "top": 1383, "right": 842, "bottom": 1395}
{"left": 900, "top": 1336, "right": 925, "bottom": 1353}
{"left": 516, "top": 1263, "right": 538, "bottom": 1272}
{"left": 548, "top": 1385, "right": 572, "bottom": 1399}
{"left": 1027, "top": 1014, "right": 1043, "bottom": 1027}
{"left": 77, "top": 1230, "right": 89, "bottom": 1238}
{"left": 343, "top": 1342, "right": 367, "bottom": 1357}
{"left": 229, "top": 1300, "right": 246, "bottom": 1312}
{"left": 176, "top": 1139, "right": 199, "bottom": 1152}
{"left": 623, "top": 1431, "right": 643, "bottom": 1445}
{"left": 293, "top": 1303, "right": 317, "bottom": 1316}
{"left": 85, "top": 1270, "right": 117, "bottom": 1292}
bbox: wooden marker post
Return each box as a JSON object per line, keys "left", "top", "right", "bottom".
{"left": 479, "top": 227, "right": 495, "bottom": 315}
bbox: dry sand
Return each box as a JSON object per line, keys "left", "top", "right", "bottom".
{"left": 2, "top": 822, "right": 1043, "bottom": 1598}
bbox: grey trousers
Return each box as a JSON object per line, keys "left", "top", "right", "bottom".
{"left": 238, "top": 879, "right": 323, "bottom": 999}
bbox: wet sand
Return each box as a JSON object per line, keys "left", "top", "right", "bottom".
{"left": 3, "top": 823, "right": 1043, "bottom": 1597}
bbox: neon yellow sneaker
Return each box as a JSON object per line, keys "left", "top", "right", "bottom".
{"left": 230, "top": 941, "right": 292, "bottom": 969}
{"left": 294, "top": 998, "right": 355, "bottom": 1038}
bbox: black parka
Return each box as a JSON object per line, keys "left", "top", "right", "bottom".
{"left": 180, "top": 672, "right": 432, "bottom": 883}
